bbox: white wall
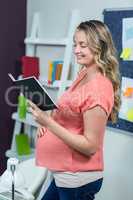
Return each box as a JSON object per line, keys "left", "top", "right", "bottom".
{"left": 26, "top": 0, "right": 133, "bottom": 35}
{"left": 26, "top": 1, "right": 133, "bottom": 200}
{"left": 96, "top": 128, "right": 133, "bottom": 200}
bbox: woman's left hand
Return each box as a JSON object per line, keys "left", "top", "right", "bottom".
{"left": 27, "top": 100, "right": 51, "bottom": 127}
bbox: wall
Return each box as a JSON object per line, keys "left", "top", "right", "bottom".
{"left": 0, "top": 0, "right": 26, "bottom": 174}
{"left": 96, "top": 128, "right": 133, "bottom": 200}
{"left": 26, "top": 0, "right": 133, "bottom": 35}
{"left": 26, "top": 1, "right": 133, "bottom": 200}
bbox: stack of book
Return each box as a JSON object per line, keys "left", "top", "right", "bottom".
{"left": 48, "top": 60, "right": 63, "bottom": 84}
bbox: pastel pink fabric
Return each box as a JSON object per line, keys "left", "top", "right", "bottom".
{"left": 36, "top": 68, "right": 114, "bottom": 172}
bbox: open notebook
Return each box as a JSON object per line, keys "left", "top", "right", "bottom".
{"left": 8, "top": 73, "right": 58, "bottom": 111}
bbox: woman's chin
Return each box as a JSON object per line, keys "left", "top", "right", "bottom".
{"left": 77, "top": 61, "right": 85, "bottom": 65}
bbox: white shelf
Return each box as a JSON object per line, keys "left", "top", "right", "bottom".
{"left": 12, "top": 112, "right": 38, "bottom": 127}
{"left": 40, "top": 78, "right": 73, "bottom": 88}
{"left": 6, "top": 149, "right": 35, "bottom": 161}
{"left": 24, "top": 37, "right": 68, "bottom": 46}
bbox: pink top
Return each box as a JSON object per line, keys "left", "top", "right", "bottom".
{"left": 36, "top": 68, "right": 114, "bottom": 172}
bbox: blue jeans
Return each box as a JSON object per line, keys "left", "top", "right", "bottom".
{"left": 41, "top": 178, "right": 103, "bottom": 200}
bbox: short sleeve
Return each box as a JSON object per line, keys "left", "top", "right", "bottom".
{"left": 79, "top": 78, "right": 114, "bottom": 116}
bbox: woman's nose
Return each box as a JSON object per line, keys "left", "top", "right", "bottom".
{"left": 74, "top": 45, "right": 81, "bottom": 54}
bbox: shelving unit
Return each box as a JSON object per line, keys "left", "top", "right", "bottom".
{"left": 6, "top": 149, "right": 35, "bottom": 161}
{"left": 25, "top": 9, "right": 80, "bottom": 97}
{"left": 6, "top": 9, "right": 80, "bottom": 160}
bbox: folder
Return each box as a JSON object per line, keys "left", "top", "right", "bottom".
{"left": 16, "top": 134, "right": 31, "bottom": 156}
{"left": 52, "top": 61, "right": 58, "bottom": 83}
{"left": 8, "top": 73, "right": 58, "bottom": 111}
{"left": 48, "top": 61, "right": 53, "bottom": 84}
{"left": 56, "top": 62, "right": 63, "bottom": 80}
{"left": 15, "top": 123, "right": 31, "bottom": 156}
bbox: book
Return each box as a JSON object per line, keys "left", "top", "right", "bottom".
{"left": 51, "top": 61, "right": 57, "bottom": 83}
{"left": 47, "top": 60, "right": 63, "bottom": 84}
{"left": 55, "top": 62, "right": 63, "bottom": 80}
{"left": 8, "top": 73, "right": 58, "bottom": 111}
{"left": 48, "top": 61, "right": 53, "bottom": 84}
{"left": 52, "top": 61, "right": 63, "bottom": 82}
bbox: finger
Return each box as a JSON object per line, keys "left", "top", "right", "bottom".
{"left": 27, "top": 107, "right": 38, "bottom": 118}
{"left": 27, "top": 99, "right": 37, "bottom": 110}
{"left": 38, "top": 129, "right": 43, "bottom": 137}
{"left": 37, "top": 130, "right": 43, "bottom": 138}
{"left": 37, "top": 127, "right": 46, "bottom": 138}
{"left": 37, "top": 127, "right": 41, "bottom": 138}
{"left": 27, "top": 106, "right": 34, "bottom": 113}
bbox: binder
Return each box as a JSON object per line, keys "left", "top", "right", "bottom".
{"left": 8, "top": 73, "right": 58, "bottom": 111}
{"left": 48, "top": 61, "right": 53, "bottom": 84}
{"left": 21, "top": 56, "right": 40, "bottom": 79}
{"left": 15, "top": 123, "right": 31, "bottom": 156}
{"left": 55, "top": 62, "right": 63, "bottom": 80}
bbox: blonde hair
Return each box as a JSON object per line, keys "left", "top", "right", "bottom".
{"left": 77, "top": 20, "right": 121, "bottom": 123}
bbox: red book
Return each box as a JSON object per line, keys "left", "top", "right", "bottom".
{"left": 21, "top": 56, "right": 40, "bottom": 79}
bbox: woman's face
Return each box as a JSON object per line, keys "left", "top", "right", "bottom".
{"left": 74, "top": 30, "right": 95, "bottom": 66}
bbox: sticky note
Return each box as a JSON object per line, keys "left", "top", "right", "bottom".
{"left": 127, "top": 108, "right": 133, "bottom": 122}
{"left": 123, "top": 87, "right": 133, "bottom": 97}
{"left": 120, "top": 48, "right": 132, "bottom": 60}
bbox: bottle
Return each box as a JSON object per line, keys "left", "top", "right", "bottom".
{"left": 18, "top": 93, "right": 27, "bottom": 119}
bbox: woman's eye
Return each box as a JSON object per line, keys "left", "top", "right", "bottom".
{"left": 73, "top": 43, "right": 88, "bottom": 48}
{"left": 81, "top": 44, "right": 88, "bottom": 48}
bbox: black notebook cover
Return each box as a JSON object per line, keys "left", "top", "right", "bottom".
{"left": 8, "top": 73, "right": 58, "bottom": 111}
